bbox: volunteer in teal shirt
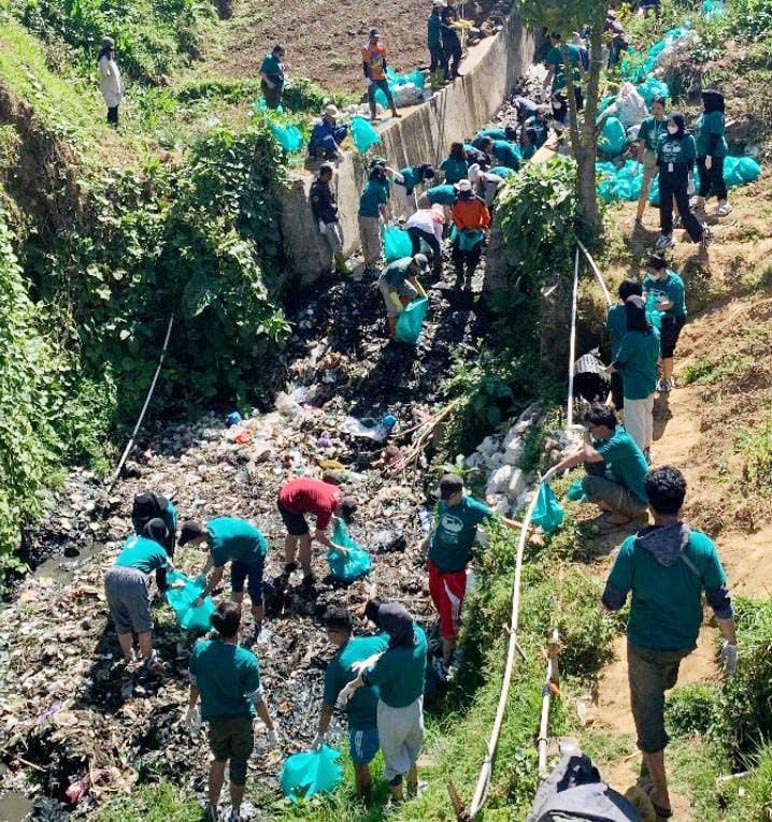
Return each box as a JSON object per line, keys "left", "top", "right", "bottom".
{"left": 694, "top": 89, "right": 731, "bottom": 216}
{"left": 606, "top": 278, "right": 644, "bottom": 411}
{"left": 544, "top": 33, "right": 583, "bottom": 110}
{"left": 644, "top": 254, "right": 686, "bottom": 392}
{"left": 440, "top": 142, "right": 469, "bottom": 184}
{"left": 259, "top": 45, "right": 286, "bottom": 110}
{"left": 425, "top": 183, "right": 458, "bottom": 206}
{"left": 116, "top": 533, "right": 168, "bottom": 574}
{"left": 313, "top": 607, "right": 388, "bottom": 799}
{"left": 358, "top": 178, "right": 388, "bottom": 217}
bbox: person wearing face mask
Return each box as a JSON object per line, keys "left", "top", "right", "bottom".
{"left": 655, "top": 113, "right": 706, "bottom": 250}
{"left": 643, "top": 254, "right": 686, "bottom": 393}
{"left": 693, "top": 89, "right": 731, "bottom": 217}
{"left": 635, "top": 96, "right": 667, "bottom": 226}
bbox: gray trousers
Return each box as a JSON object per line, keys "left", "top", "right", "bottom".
{"left": 377, "top": 696, "right": 424, "bottom": 781}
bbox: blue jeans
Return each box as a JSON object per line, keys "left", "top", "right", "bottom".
{"left": 231, "top": 556, "right": 264, "bottom": 605}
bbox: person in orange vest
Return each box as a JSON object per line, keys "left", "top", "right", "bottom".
{"left": 450, "top": 180, "right": 490, "bottom": 289}
{"left": 362, "top": 29, "right": 401, "bottom": 122}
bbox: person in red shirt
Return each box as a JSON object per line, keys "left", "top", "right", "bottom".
{"left": 450, "top": 179, "right": 490, "bottom": 289}
{"left": 277, "top": 476, "right": 358, "bottom": 583}
{"left": 362, "top": 29, "right": 401, "bottom": 122}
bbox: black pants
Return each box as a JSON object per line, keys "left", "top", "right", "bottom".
{"left": 659, "top": 168, "right": 703, "bottom": 241}
{"left": 444, "top": 38, "right": 462, "bottom": 78}
{"left": 610, "top": 371, "right": 624, "bottom": 411}
{"left": 408, "top": 227, "right": 442, "bottom": 272}
{"left": 261, "top": 80, "right": 283, "bottom": 110}
{"left": 107, "top": 106, "right": 119, "bottom": 126}
{"left": 429, "top": 46, "right": 447, "bottom": 74}
{"left": 451, "top": 239, "right": 482, "bottom": 282}
{"left": 696, "top": 156, "right": 727, "bottom": 201}
{"left": 368, "top": 79, "right": 395, "bottom": 116}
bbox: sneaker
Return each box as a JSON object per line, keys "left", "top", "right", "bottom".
{"left": 668, "top": 377, "right": 677, "bottom": 390}
{"left": 655, "top": 233, "right": 674, "bottom": 250}
{"left": 717, "top": 201, "right": 732, "bottom": 217}
{"left": 656, "top": 378, "right": 670, "bottom": 393}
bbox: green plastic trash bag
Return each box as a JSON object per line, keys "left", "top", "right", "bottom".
{"left": 450, "top": 226, "right": 485, "bottom": 252}
{"left": 165, "top": 571, "right": 216, "bottom": 632}
{"left": 269, "top": 122, "right": 303, "bottom": 152}
{"left": 383, "top": 225, "right": 413, "bottom": 263}
{"left": 350, "top": 115, "right": 381, "bottom": 154}
{"left": 567, "top": 479, "right": 586, "bottom": 502}
{"left": 532, "top": 482, "right": 564, "bottom": 535}
{"left": 252, "top": 98, "right": 284, "bottom": 115}
{"left": 637, "top": 77, "right": 670, "bottom": 106}
{"left": 648, "top": 175, "right": 660, "bottom": 206}
{"left": 280, "top": 745, "right": 343, "bottom": 802}
{"left": 724, "top": 156, "right": 761, "bottom": 187}
{"left": 598, "top": 117, "right": 627, "bottom": 157}
{"left": 395, "top": 296, "right": 429, "bottom": 345}
{"left": 328, "top": 520, "right": 372, "bottom": 582}
{"left": 646, "top": 292, "right": 664, "bottom": 331}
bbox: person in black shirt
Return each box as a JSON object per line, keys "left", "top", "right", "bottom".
{"left": 311, "top": 163, "right": 349, "bottom": 275}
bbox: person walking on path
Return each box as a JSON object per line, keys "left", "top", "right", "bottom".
{"left": 607, "top": 295, "right": 660, "bottom": 461}
{"left": 601, "top": 466, "right": 737, "bottom": 821}
{"left": 362, "top": 29, "right": 401, "bottom": 122}
{"left": 277, "top": 476, "right": 358, "bottom": 583}
{"left": 312, "top": 606, "right": 388, "bottom": 799}
{"left": 393, "top": 164, "right": 435, "bottom": 218}
{"left": 655, "top": 113, "right": 706, "bottom": 250}
{"left": 357, "top": 165, "right": 390, "bottom": 273}
{"left": 693, "top": 89, "right": 732, "bottom": 217}
{"left": 606, "top": 279, "right": 644, "bottom": 412}
{"left": 311, "top": 162, "right": 349, "bottom": 275}
{"left": 545, "top": 404, "right": 649, "bottom": 526}
{"left": 186, "top": 601, "right": 279, "bottom": 822}
{"left": 180, "top": 517, "right": 268, "bottom": 643}
{"left": 428, "top": 0, "right": 447, "bottom": 89}
{"left": 259, "top": 44, "right": 286, "bottom": 110}
{"left": 450, "top": 179, "right": 490, "bottom": 289}
{"left": 98, "top": 36, "right": 123, "bottom": 126}
{"left": 339, "top": 600, "right": 428, "bottom": 803}
{"left": 635, "top": 96, "right": 667, "bottom": 226}
{"left": 643, "top": 254, "right": 687, "bottom": 392}
{"left": 378, "top": 254, "right": 429, "bottom": 339}
{"left": 406, "top": 206, "right": 444, "bottom": 274}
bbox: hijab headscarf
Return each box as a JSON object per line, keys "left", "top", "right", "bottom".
{"left": 144, "top": 517, "right": 170, "bottom": 547}
{"left": 666, "top": 112, "right": 687, "bottom": 138}
{"left": 375, "top": 602, "right": 416, "bottom": 648}
{"left": 701, "top": 89, "right": 725, "bottom": 114}
{"left": 624, "top": 295, "right": 651, "bottom": 333}
{"left": 98, "top": 36, "right": 115, "bottom": 63}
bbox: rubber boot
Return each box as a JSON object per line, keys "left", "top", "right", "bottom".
{"left": 334, "top": 252, "right": 350, "bottom": 275}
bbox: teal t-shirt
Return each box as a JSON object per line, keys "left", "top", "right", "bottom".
{"left": 381, "top": 257, "right": 414, "bottom": 288}
{"left": 428, "top": 495, "right": 492, "bottom": 572}
{"left": 365, "top": 625, "right": 427, "bottom": 708}
{"left": 491, "top": 140, "right": 520, "bottom": 170}
{"left": 426, "top": 184, "right": 458, "bottom": 205}
{"left": 615, "top": 328, "right": 661, "bottom": 400}
{"left": 657, "top": 133, "right": 696, "bottom": 167}
{"left": 522, "top": 143, "right": 536, "bottom": 161}
{"left": 440, "top": 158, "right": 468, "bottom": 185}
{"left": 358, "top": 180, "right": 388, "bottom": 218}
{"left": 643, "top": 271, "right": 687, "bottom": 320}
{"left": 323, "top": 635, "right": 389, "bottom": 730}
{"left": 606, "top": 303, "right": 627, "bottom": 360}
{"left": 638, "top": 116, "right": 666, "bottom": 153}
{"left": 115, "top": 535, "right": 168, "bottom": 574}
{"left": 260, "top": 53, "right": 284, "bottom": 85}
{"left": 592, "top": 426, "right": 648, "bottom": 505}
{"left": 545, "top": 43, "right": 581, "bottom": 91}
{"left": 608, "top": 529, "right": 727, "bottom": 651}
{"left": 695, "top": 110, "right": 728, "bottom": 158}
{"left": 399, "top": 166, "right": 422, "bottom": 193}
{"left": 207, "top": 517, "right": 267, "bottom": 568}
{"left": 476, "top": 127, "right": 508, "bottom": 143}
{"left": 189, "top": 639, "right": 261, "bottom": 721}
{"left": 428, "top": 11, "right": 442, "bottom": 48}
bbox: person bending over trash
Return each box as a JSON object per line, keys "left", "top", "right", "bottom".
{"left": 450, "top": 179, "right": 490, "bottom": 289}
{"left": 339, "top": 600, "right": 427, "bottom": 803}
{"left": 544, "top": 404, "right": 649, "bottom": 527}
{"left": 180, "top": 517, "right": 268, "bottom": 643}
{"left": 393, "top": 163, "right": 435, "bottom": 218}
{"left": 186, "top": 601, "right": 279, "bottom": 822}
{"left": 104, "top": 518, "right": 174, "bottom": 672}
{"left": 406, "top": 206, "right": 444, "bottom": 275}
{"left": 277, "top": 476, "right": 358, "bottom": 584}
{"left": 312, "top": 606, "right": 388, "bottom": 799}
{"left": 132, "top": 490, "right": 177, "bottom": 592}
{"left": 378, "top": 253, "right": 429, "bottom": 339}
{"left": 601, "top": 466, "right": 737, "bottom": 821}
{"left": 474, "top": 135, "right": 520, "bottom": 171}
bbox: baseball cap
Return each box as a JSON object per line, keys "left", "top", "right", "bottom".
{"left": 324, "top": 104, "right": 340, "bottom": 118}
{"left": 455, "top": 179, "right": 472, "bottom": 192}
{"left": 438, "top": 473, "right": 464, "bottom": 499}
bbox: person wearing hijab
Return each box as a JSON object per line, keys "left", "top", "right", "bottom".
{"left": 693, "top": 90, "right": 731, "bottom": 217}
{"left": 339, "top": 600, "right": 427, "bottom": 802}
{"left": 655, "top": 112, "right": 706, "bottom": 250}
{"left": 98, "top": 36, "right": 123, "bottom": 126}
{"left": 606, "top": 296, "right": 660, "bottom": 459}
{"left": 643, "top": 254, "right": 687, "bottom": 393}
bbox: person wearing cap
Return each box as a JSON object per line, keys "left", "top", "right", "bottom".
{"left": 104, "top": 519, "right": 174, "bottom": 671}
{"left": 97, "top": 36, "right": 123, "bottom": 126}
{"left": 362, "top": 29, "right": 401, "bottom": 122}
{"left": 358, "top": 165, "right": 390, "bottom": 272}
{"left": 311, "top": 163, "right": 349, "bottom": 276}
{"left": 406, "top": 205, "right": 444, "bottom": 275}
{"left": 180, "top": 517, "right": 268, "bottom": 641}
{"left": 469, "top": 163, "right": 506, "bottom": 208}
{"left": 393, "top": 164, "right": 435, "bottom": 218}
{"left": 428, "top": 1, "right": 447, "bottom": 90}
{"left": 277, "top": 476, "right": 358, "bottom": 583}
{"left": 259, "top": 44, "right": 286, "bottom": 110}
{"left": 378, "top": 254, "right": 429, "bottom": 339}
{"left": 643, "top": 255, "right": 687, "bottom": 393}
{"left": 441, "top": 1, "right": 464, "bottom": 81}
{"left": 451, "top": 178, "right": 490, "bottom": 288}
{"left": 308, "top": 105, "right": 348, "bottom": 161}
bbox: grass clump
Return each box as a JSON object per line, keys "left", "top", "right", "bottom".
{"left": 96, "top": 782, "right": 204, "bottom": 821}
{"left": 682, "top": 353, "right": 754, "bottom": 386}
{"left": 665, "top": 682, "right": 720, "bottom": 737}
{"left": 734, "top": 419, "right": 772, "bottom": 491}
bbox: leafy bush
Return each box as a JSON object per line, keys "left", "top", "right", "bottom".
{"left": 665, "top": 682, "right": 720, "bottom": 737}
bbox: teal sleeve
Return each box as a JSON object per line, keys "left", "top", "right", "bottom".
{"left": 189, "top": 644, "right": 200, "bottom": 677}
{"left": 615, "top": 334, "right": 632, "bottom": 365}
{"left": 698, "top": 537, "right": 727, "bottom": 590}
{"left": 607, "top": 539, "right": 635, "bottom": 593}
{"left": 211, "top": 545, "right": 228, "bottom": 568}
{"left": 364, "top": 651, "right": 394, "bottom": 687}
{"left": 243, "top": 656, "right": 261, "bottom": 694}
{"left": 323, "top": 663, "right": 340, "bottom": 707}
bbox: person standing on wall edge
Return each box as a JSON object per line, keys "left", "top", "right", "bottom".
{"left": 98, "top": 36, "right": 123, "bottom": 126}
{"left": 260, "top": 44, "right": 286, "bottom": 110}
{"left": 428, "top": 0, "right": 447, "bottom": 90}
{"left": 362, "top": 29, "right": 401, "bottom": 122}
{"left": 311, "top": 163, "right": 349, "bottom": 275}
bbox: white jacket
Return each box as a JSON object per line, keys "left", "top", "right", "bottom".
{"left": 99, "top": 55, "right": 123, "bottom": 108}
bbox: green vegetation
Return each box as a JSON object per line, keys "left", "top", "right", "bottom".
{"left": 682, "top": 353, "right": 754, "bottom": 385}
{"left": 97, "top": 782, "right": 204, "bottom": 821}
{"left": 734, "top": 419, "right": 772, "bottom": 491}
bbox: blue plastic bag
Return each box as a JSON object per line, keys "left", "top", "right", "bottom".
{"left": 280, "top": 745, "right": 343, "bottom": 801}
{"left": 165, "top": 571, "right": 216, "bottom": 632}
{"left": 328, "top": 520, "right": 372, "bottom": 582}
{"left": 532, "top": 482, "right": 564, "bottom": 535}
{"left": 395, "top": 296, "right": 429, "bottom": 345}
{"left": 598, "top": 117, "right": 627, "bottom": 157}
{"left": 350, "top": 115, "right": 381, "bottom": 154}
{"left": 269, "top": 122, "right": 303, "bottom": 153}
{"left": 383, "top": 225, "right": 413, "bottom": 263}
{"left": 724, "top": 156, "right": 761, "bottom": 187}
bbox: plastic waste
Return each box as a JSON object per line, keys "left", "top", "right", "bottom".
{"left": 226, "top": 411, "right": 242, "bottom": 427}
{"left": 567, "top": 480, "right": 587, "bottom": 502}
{"left": 269, "top": 122, "right": 303, "bottom": 153}
{"left": 328, "top": 520, "right": 372, "bottom": 582}
{"left": 637, "top": 77, "right": 670, "bottom": 106}
{"left": 383, "top": 225, "right": 413, "bottom": 263}
{"left": 339, "top": 416, "right": 389, "bottom": 442}
{"left": 702, "top": 0, "right": 725, "bottom": 19}
{"left": 280, "top": 745, "right": 343, "bottom": 801}
{"left": 724, "top": 156, "right": 762, "bottom": 186}
{"left": 252, "top": 98, "right": 284, "bottom": 115}
{"left": 532, "top": 482, "right": 565, "bottom": 536}
{"left": 598, "top": 116, "right": 627, "bottom": 157}
{"left": 382, "top": 413, "right": 397, "bottom": 429}
{"left": 395, "top": 296, "right": 429, "bottom": 345}
{"left": 350, "top": 115, "right": 381, "bottom": 154}
{"left": 165, "top": 571, "right": 215, "bottom": 632}
{"left": 418, "top": 507, "right": 433, "bottom": 532}
{"left": 645, "top": 292, "right": 664, "bottom": 331}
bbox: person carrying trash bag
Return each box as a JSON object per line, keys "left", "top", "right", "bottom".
{"left": 451, "top": 179, "right": 490, "bottom": 289}
{"left": 693, "top": 89, "right": 732, "bottom": 217}
{"left": 606, "top": 279, "right": 644, "bottom": 412}
{"left": 428, "top": 0, "right": 447, "bottom": 89}
{"left": 338, "top": 600, "right": 427, "bottom": 803}
{"left": 311, "top": 162, "right": 349, "bottom": 276}
{"left": 308, "top": 105, "right": 348, "bottom": 161}
{"left": 259, "top": 44, "right": 286, "bottom": 110}
{"left": 378, "top": 254, "right": 429, "bottom": 339}
{"left": 643, "top": 254, "right": 687, "bottom": 393}
{"left": 180, "top": 517, "right": 268, "bottom": 645}
{"left": 544, "top": 404, "right": 649, "bottom": 528}
{"left": 635, "top": 95, "right": 667, "bottom": 227}
{"left": 406, "top": 206, "right": 444, "bottom": 275}
{"left": 601, "top": 466, "right": 737, "bottom": 822}
{"left": 362, "top": 29, "right": 401, "bottom": 122}
{"left": 655, "top": 112, "right": 707, "bottom": 250}
{"left": 104, "top": 518, "right": 175, "bottom": 672}
{"left": 311, "top": 606, "right": 388, "bottom": 799}
{"left": 186, "top": 601, "right": 279, "bottom": 822}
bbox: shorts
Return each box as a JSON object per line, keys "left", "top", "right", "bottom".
{"left": 105, "top": 566, "right": 152, "bottom": 635}
{"left": 582, "top": 474, "right": 648, "bottom": 519}
{"left": 377, "top": 696, "right": 424, "bottom": 782}
{"left": 208, "top": 714, "right": 254, "bottom": 785}
{"left": 349, "top": 726, "right": 379, "bottom": 765}
{"left": 231, "top": 556, "right": 265, "bottom": 604}
{"left": 428, "top": 561, "right": 467, "bottom": 639}
{"left": 278, "top": 498, "right": 309, "bottom": 536}
{"left": 628, "top": 642, "right": 691, "bottom": 753}
{"left": 660, "top": 316, "right": 685, "bottom": 359}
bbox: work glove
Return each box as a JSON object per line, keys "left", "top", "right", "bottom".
{"left": 351, "top": 653, "right": 383, "bottom": 675}
{"left": 267, "top": 727, "right": 281, "bottom": 749}
{"left": 705, "top": 155, "right": 713, "bottom": 170}
{"left": 311, "top": 732, "right": 326, "bottom": 750}
{"left": 365, "top": 77, "right": 373, "bottom": 87}
{"left": 338, "top": 681, "right": 358, "bottom": 704}
{"left": 184, "top": 705, "right": 201, "bottom": 733}
{"left": 719, "top": 642, "right": 738, "bottom": 678}
{"left": 540, "top": 467, "right": 558, "bottom": 484}
{"left": 318, "top": 221, "right": 328, "bottom": 235}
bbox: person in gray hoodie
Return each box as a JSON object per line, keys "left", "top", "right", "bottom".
{"left": 601, "top": 466, "right": 737, "bottom": 820}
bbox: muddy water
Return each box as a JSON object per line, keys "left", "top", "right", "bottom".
{"left": 0, "top": 767, "right": 34, "bottom": 822}
{"left": 32, "top": 541, "right": 102, "bottom": 586}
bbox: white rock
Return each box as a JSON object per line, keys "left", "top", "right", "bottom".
{"left": 507, "top": 468, "right": 526, "bottom": 499}
{"left": 503, "top": 439, "right": 524, "bottom": 465}
{"left": 487, "top": 465, "right": 513, "bottom": 494}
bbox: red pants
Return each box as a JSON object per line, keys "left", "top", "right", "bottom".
{"left": 428, "top": 561, "right": 467, "bottom": 639}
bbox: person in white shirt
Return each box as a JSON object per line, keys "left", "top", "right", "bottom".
{"left": 406, "top": 206, "right": 444, "bottom": 275}
{"left": 98, "top": 36, "right": 123, "bottom": 126}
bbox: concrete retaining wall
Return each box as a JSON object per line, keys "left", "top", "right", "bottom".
{"left": 278, "top": 15, "right": 536, "bottom": 285}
